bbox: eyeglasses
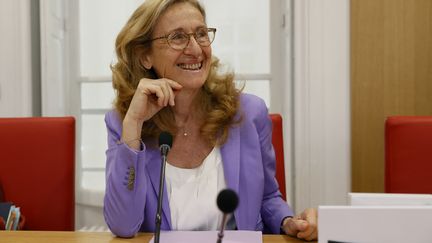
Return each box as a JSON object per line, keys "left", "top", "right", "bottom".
{"left": 147, "top": 27, "right": 216, "bottom": 51}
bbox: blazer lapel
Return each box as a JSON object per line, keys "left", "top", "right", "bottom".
{"left": 221, "top": 126, "right": 240, "bottom": 191}
{"left": 147, "top": 148, "right": 172, "bottom": 229}
{"left": 220, "top": 126, "right": 243, "bottom": 227}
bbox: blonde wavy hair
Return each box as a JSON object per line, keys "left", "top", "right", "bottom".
{"left": 112, "top": 0, "right": 241, "bottom": 146}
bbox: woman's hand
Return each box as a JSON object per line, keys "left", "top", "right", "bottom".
{"left": 121, "top": 78, "right": 182, "bottom": 148}
{"left": 282, "top": 208, "right": 318, "bottom": 241}
{"left": 125, "top": 78, "right": 182, "bottom": 123}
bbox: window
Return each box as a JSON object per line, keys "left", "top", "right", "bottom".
{"left": 70, "top": 0, "right": 287, "bottom": 206}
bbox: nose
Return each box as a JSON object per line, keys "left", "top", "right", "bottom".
{"left": 183, "top": 35, "right": 203, "bottom": 56}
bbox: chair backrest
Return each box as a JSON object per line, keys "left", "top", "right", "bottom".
{"left": 0, "top": 117, "right": 75, "bottom": 230}
{"left": 385, "top": 116, "right": 432, "bottom": 193}
{"left": 270, "top": 114, "right": 286, "bottom": 200}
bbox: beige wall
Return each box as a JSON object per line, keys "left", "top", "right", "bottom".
{"left": 351, "top": 0, "right": 432, "bottom": 192}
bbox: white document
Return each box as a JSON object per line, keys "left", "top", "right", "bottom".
{"left": 319, "top": 205, "right": 432, "bottom": 243}
{"left": 149, "top": 230, "right": 262, "bottom": 243}
{"left": 348, "top": 192, "right": 432, "bottom": 206}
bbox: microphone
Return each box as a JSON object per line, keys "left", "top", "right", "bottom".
{"left": 154, "top": 131, "right": 173, "bottom": 243}
{"left": 216, "top": 189, "right": 239, "bottom": 243}
{"left": 158, "top": 131, "right": 172, "bottom": 156}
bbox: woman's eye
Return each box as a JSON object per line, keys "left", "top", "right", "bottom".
{"left": 171, "top": 33, "right": 186, "bottom": 40}
{"left": 196, "top": 30, "right": 208, "bottom": 38}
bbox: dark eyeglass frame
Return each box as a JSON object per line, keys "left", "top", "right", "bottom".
{"left": 146, "top": 27, "right": 216, "bottom": 50}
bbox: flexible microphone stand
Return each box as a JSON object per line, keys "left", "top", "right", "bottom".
{"left": 217, "top": 214, "right": 228, "bottom": 243}
{"left": 216, "top": 189, "right": 239, "bottom": 243}
{"left": 154, "top": 132, "right": 172, "bottom": 243}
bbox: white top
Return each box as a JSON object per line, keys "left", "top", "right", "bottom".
{"left": 165, "top": 147, "right": 227, "bottom": 231}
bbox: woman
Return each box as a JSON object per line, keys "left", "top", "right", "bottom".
{"left": 104, "top": 0, "right": 318, "bottom": 240}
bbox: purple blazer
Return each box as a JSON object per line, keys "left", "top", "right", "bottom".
{"left": 103, "top": 93, "right": 293, "bottom": 237}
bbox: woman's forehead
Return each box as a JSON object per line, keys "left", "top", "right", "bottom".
{"left": 154, "top": 2, "right": 205, "bottom": 34}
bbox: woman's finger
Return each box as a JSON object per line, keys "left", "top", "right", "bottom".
{"left": 167, "top": 83, "right": 175, "bottom": 106}
{"left": 159, "top": 81, "right": 171, "bottom": 107}
{"left": 152, "top": 84, "right": 167, "bottom": 107}
{"left": 165, "top": 78, "right": 183, "bottom": 90}
{"left": 297, "top": 208, "right": 318, "bottom": 241}
{"left": 162, "top": 78, "right": 182, "bottom": 106}
{"left": 283, "top": 217, "right": 307, "bottom": 236}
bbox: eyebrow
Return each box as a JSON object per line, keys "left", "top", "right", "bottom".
{"left": 164, "top": 25, "right": 208, "bottom": 35}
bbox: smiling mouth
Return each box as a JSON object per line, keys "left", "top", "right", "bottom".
{"left": 177, "top": 62, "right": 202, "bottom": 70}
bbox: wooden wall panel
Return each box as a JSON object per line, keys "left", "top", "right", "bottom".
{"left": 351, "top": 0, "right": 432, "bottom": 192}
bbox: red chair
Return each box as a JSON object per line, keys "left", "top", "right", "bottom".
{"left": 270, "top": 114, "right": 287, "bottom": 200}
{"left": 0, "top": 117, "right": 75, "bottom": 230}
{"left": 385, "top": 116, "right": 432, "bottom": 193}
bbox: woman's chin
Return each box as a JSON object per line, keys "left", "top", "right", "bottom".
{"left": 177, "top": 78, "right": 207, "bottom": 89}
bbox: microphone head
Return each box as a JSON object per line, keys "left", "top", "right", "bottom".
{"left": 158, "top": 131, "right": 173, "bottom": 148}
{"left": 217, "top": 189, "right": 239, "bottom": 214}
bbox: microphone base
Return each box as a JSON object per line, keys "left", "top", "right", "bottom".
{"left": 216, "top": 232, "right": 223, "bottom": 243}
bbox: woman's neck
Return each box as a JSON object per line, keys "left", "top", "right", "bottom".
{"left": 173, "top": 88, "right": 200, "bottom": 122}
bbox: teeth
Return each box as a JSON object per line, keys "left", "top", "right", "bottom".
{"left": 178, "top": 62, "right": 202, "bottom": 70}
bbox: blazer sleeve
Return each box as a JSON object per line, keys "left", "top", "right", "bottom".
{"left": 103, "top": 111, "right": 149, "bottom": 237}
{"left": 254, "top": 99, "right": 294, "bottom": 233}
